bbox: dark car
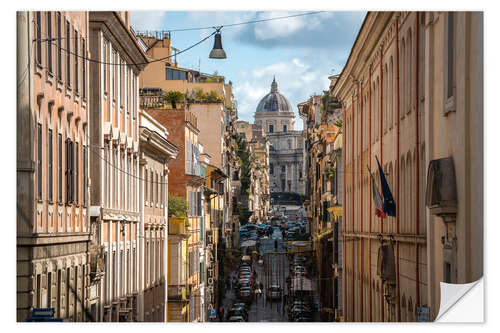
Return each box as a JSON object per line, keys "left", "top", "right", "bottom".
{"left": 228, "top": 308, "right": 248, "bottom": 321}
{"left": 267, "top": 285, "right": 282, "bottom": 300}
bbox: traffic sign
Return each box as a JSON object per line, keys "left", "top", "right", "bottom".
{"left": 417, "top": 306, "right": 430, "bottom": 322}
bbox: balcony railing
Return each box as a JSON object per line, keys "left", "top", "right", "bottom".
{"left": 168, "top": 284, "right": 188, "bottom": 301}
{"left": 168, "top": 218, "right": 188, "bottom": 236}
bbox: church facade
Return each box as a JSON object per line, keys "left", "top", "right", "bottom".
{"left": 254, "top": 78, "right": 305, "bottom": 196}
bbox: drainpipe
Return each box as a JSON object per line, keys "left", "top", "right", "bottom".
{"left": 359, "top": 81, "right": 363, "bottom": 321}
{"left": 164, "top": 166, "right": 169, "bottom": 321}
{"left": 395, "top": 15, "right": 402, "bottom": 322}
{"left": 342, "top": 93, "right": 347, "bottom": 322}
{"left": 379, "top": 45, "right": 384, "bottom": 322}
{"left": 414, "top": 12, "right": 421, "bottom": 309}
{"left": 350, "top": 94, "right": 355, "bottom": 321}
{"left": 368, "top": 63, "right": 373, "bottom": 322}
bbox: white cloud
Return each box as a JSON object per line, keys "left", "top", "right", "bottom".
{"left": 130, "top": 11, "right": 167, "bottom": 31}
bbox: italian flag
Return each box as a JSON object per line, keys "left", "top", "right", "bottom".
{"left": 370, "top": 170, "right": 387, "bottom": 219}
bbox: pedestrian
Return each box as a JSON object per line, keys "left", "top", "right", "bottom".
{"left": 218, "top": 306, "right": 224, "bottom": 322}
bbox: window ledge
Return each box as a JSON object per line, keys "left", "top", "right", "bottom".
{"left": 46, "top": 71, "right": 55, "bottom": 85}
{"left": 444, "top": 95, "right": 456, "bottom": 116}
{"left": 35, "top": 63, "right": 43, "bottom": 77}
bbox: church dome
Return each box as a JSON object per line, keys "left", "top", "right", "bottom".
{"left": 256, "top": 77, "right": 292, "bottom": 113}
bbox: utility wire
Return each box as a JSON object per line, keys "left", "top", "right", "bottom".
{"left": 38, "top": 30, "right": 217, "bottom": 67}
{"left": 164, "top": 11, "right": 326, "bottom": 32}
{"left": 33, "top": 11, "right": 325, "bottom": 66}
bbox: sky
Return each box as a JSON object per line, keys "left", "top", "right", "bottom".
{"left": 131, "top": 11, "right": 365, "bottom": 130}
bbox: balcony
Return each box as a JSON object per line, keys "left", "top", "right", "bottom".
{"left": 168, "top": 284, "right": 189, "bottom": 302}
{"left": 168, "top": 218, "right": 189, "bottom": 237}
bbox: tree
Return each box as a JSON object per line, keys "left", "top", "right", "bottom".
{"left": 165, "top": 91, "right": 184, "bottom": 109}
{"left": 168, "top": 195, "right": 188, "bottom": 218}
{"left": 206, "top": 90, "right": 221, "bottom": 103}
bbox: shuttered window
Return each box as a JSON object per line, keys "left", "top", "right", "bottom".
{"left": 35, "top": 12, "right": 42, "bottom": 65}
{"left": 66, "top": 21, "right": 71, "bottom": 87}
{"left": 66, "top": 139, "right": 73, "bottom": 203}
{"left": 58, "top": 134, "right": 62, "bottom": 202}
{"left": 37, "top": 123, "right": 42, "bottom": 200}
{"left": 74, "top": 30, "right": 78, "bottom": 93}
{"left": 83, "top": 146, "right": 87, "bottom": 206}
{"left": 48, "top": 129, "right": 53, "bottom": 201}
{"left": 75, "top": 142, "right": 79, "bottom": 204}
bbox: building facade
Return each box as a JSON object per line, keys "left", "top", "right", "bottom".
{"left": 254, "top": 78, "right": 305, "bottom": 196}
{"left": 138, "top": 111, "right": 178, "bottom": 321}
{"left": 299, "top": 86, "right": 344, "bottom": 321}
{"left": 144, "top": 107, "right": 205, "bottom": 322}
{"left": 334, "top": 11, "right": 483, "bottom": 322}
{"left": 87, "top": 11, "right": 148, "bottom": 322}
{"left": 17, "top": 11, "right": 91, "bottom": 322}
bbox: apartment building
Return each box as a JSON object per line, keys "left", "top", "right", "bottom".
{"left": 87, "top": 11, "right": 148, "bottom": 322}
{"left": 17, "top": 11, "right": 91, "bottom": 322}
{"left": 334, "top": 11, "right": 483, "bottom": 321}
{"left": 144, "top": 107, "right": 205, "bottom": 322}
{"left": 138, "top": 111, "right": 178, "bottom": 321}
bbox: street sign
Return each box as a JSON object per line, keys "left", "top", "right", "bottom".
{"left": 417, "top": 306, "right": 431, "bottom": 322}
{"left": 208, "top": 307, "right": 217, "bottom": 319}
{"left": 26, "top": 308, "right": 64, "bottom": 322}
{"left": 31, "top": 308, "right": 55, "bottom": 318}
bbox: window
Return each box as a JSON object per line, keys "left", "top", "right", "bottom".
{"left": 103, "top": 40, "right": 108, "bottom": 95}
{"left": 47, "top": 12, "right": 53, "bottom": 73}
{"left": 281, "top": 179, "right": 285, "bottom": 192}
{"left": 283, "top": 124, "right": 287, "bottom": 132}
{"left": 269, "top": 163, "right": 274, "bottom": 175}
{"left": 66, "top": 139, "right": 73, "bottom": 203}
{"left": 66, "top": 21, "right": 71, "bottom": 87}
{"left": 165, "top": 68, "right": 188, "bottom": 80}
{"left": 150, "top": 170, "right": 154, "bottom": 205}
{"left": 48, "top": 129, "right": 53, "bottom": 201}
{"left": 287, "top": 139, "right": 291, "bottom": 149}
{"left": 113, "top": 51, "right": 117, "bottom": 100}
{"left": 83, "top": 145, "right": 87, "bottom": 206}
{"left": 57, "top": 12, "right": 62, "bottom": 80}
{"left": 281, "top": 165, "right": 286, "bottom": 173}
{"left": 66, "top": 268, "right": 71, "bottom": 317}
{"left": 36, "top": 12, "right": 42, "bottom": 65}
{"left": 120, "top": 58, "right": 124, "bottom": 107}
{"left": 37, "top": 123, "right": 42, "bottom": 200}
{"left": 74, "top": 30, "right": 78, "bottom": 93}
{"left": 75, "top": 142, "right": 79, "bottom": 204}
{"left": 56, "top": 270, "right": 61, "bottom": 317}
{"left": 444, "top": 12, "right": 456, "bottom": 114}
{"left": 269, "top": 124, "right": 274, "bottom": 133}
{"left": 82, "top": 38, "right": 86, "bottom": 99}
{"left": 58, "top": 134, "right": 62, "bottom": 202}
{"left": 36, "top": 274, "right": 41, "bottom": 307}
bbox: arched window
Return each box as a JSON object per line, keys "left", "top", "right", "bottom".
{"left": 390, "top": 56, "right": 394, "bottom": 129}
{"left": 383, "top": 63, "right": 388, "bottom": 133}
{"left": 400, "top": 38, "right": 405, "bottom": 119}
{"left": 407, "top": 29, "right": 413, "bottom": 114}
{"left": 407, "top": 151, "right": 413, "bottom": 229}
{"left": 400, "top": 155, "right": 406, "bottom": 228}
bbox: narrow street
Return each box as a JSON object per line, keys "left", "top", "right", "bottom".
{"left": 221, "top": 225, "right": 320, "bottom": 322}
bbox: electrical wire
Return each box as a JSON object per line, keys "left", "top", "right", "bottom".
{"left": 164, "top": 11, "right": 326, "bottom": 32}
{"left": 39, "top": 30, "right": 217, "bottom": 67}
{"left": 33, "top": 10, "right": 326, "bottom": 67}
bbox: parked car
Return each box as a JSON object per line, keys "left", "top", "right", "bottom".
{"left": 228, "top": 308, "right": 248, "bottom": 321}
{"left": 227, "top": 315, "right": 246, "bottom": 322}
{"left": 267, "top": 285, "right": 282, "bottom": 300}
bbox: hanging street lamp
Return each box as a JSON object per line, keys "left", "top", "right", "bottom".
{"left": 209, "top": 27, "right": 227, "bottom": 59}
